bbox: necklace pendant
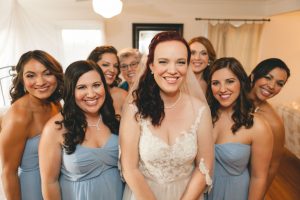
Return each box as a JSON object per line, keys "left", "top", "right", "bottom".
{"left": 165, "top": 91, "right": 182, "bottom": 109}
{"left": 87, "top": 115, "right": 102, "bottom": 130}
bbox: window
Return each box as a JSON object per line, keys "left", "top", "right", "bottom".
{"left": 62, "top": 29, "right": 105, "bottom": 68}
{"left": 132, "top": 23, "right": 184, "bottom": 54}
{"left": 0, "top": 66, "right": 14, "bottom": 106}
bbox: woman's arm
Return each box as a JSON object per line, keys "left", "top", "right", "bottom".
{"left": 119, "top": 104, "right": 156, "bottom": 200}
{"left": 265, "top": 117, "right": 285, "bottom": 190}
{"left": 181, "top": 106, "right": 214, "bottom": 200}
{"left": 248, "top": 116, "right": 273, "bottom": 200}
{"left": 0, "top": 109, "right": 29, "bottom": 200}
{"left": 39, "top": 115, "right": 63, "bottom": 200}
{"left": 111, "top": 87, "right": 128, "bottom": 116}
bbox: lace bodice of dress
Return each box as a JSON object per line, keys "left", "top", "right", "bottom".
{"left": 138, "top": 107, "right": 205, "bottom": 184}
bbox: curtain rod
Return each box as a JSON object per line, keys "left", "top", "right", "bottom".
{"left": 195, "top": 18, "right": 271, "bottom": 22}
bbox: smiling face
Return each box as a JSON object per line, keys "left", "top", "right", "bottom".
{"left": 120, "top": 55, "right": 139, "bottom": 86}
{"left": 211, "top": 67, "right": 241, "bottom": 109}
{"left": 75, "top": 70, "right": 106, "bottom": 115}
{"left": 150, "top": 40, "right": 188, "bottom": 96}
{"left": 190, "top": 41, "right": 209, "bottom": 75}
{"left": 23, "top": 59, "right": 58, "bottom": 100}
{"left": 251, "top": 67, "right": 288, "bottom": 101}
{"left": 96, "top": 53, "right": 119, "bottom": 86}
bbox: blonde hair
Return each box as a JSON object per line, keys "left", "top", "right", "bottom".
{"left": 118, "top": 48, "right": 142, "bottom": 64}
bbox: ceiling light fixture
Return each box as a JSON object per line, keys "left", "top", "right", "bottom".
{"left": 92, "top": 0, "right": 123, "bottom": 18}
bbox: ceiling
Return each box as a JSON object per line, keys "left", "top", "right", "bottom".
{"left": 13, "top": 0, "right": 300, "bottom": 21}
{"left": 17, "top": 0, "right": 286, "bottom": 8}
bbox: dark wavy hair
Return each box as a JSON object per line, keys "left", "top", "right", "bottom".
{"left": 87, "top": 45, "right": 121, "bottom": 87}
{"left": 250, "top": 58, "right": 290, "bottom": 87}
{"left": 9, "top": 50, "right": 63, "bottom": 104}
{"left": 188, "top": 36, "right": 216, "bottom": 82}
{"left": 206, "top": 57, "right": 254, "bottom": 133}
{"left": 133, "top": 31, "right": 191, "bottom": 126}
{"left": 57, "top": 60, "right": 119, "bottom": 154}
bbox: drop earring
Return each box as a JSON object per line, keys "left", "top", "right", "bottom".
{"left": 250, "top": 74, "right": 254, "bottom": 87}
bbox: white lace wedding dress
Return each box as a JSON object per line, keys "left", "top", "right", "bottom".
{"left": 122, "top": 107, "right": 206, "bottom": 200}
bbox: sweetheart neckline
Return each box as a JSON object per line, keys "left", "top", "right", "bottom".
{"left": 140, "top": 107, "right": 204, "bottom": 147}
{"left": 142, "top": 128, "right": 195, "bottom": 147}
{"left": 215, "top": 142, "right": 250, "bottom": 146}
{"left": 78, "top": 134, "right": 115, "bottom": 150}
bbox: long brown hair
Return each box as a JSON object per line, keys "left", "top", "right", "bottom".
{"left": 57, "top": 60, "right": 119, "bottom": 154}
{"left": 206, "top": 57, "right": 254, "bottom": 133}
{"left": 10, "top": 50, "right": 63, "bottom": 104}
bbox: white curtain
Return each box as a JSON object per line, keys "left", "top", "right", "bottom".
{"left": 208, "top": 22, "right": 264, "bottom": 73}
{"left": 0, "top": 0, "right": 63, "bottom": 66}
{"left": 0, "top": 0, "right": 106, "bottom": 107}
{"left": 0, "top": 0, "right": 63, "bottom": 106}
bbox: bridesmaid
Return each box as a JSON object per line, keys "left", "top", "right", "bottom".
{"left": 248, "top": 58, "right": 290, "bottom": 191}
{"left": 206, "top": 57, "right": 273, "bottom": 200}
{"left": 39, "top": 60, "right": 123, "bottom": 200}
{"left": 189, "top": 36, "right": 216, "bottom": 91}
{"left": 0, "top": 50, "right": 63, "bottom": 200}
{"left": 88, "top": 46, "right": 127, "bottom": 116}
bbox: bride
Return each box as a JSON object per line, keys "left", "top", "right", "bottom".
{"left": 119, "top": 31, "right": 214, "bottom": 200}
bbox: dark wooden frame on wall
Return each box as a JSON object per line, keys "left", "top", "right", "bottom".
{"left": 132, "top": 23, "right": 184, "bottom": 49}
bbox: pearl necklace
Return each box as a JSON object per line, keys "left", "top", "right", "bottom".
{"left": 87, "top": 115, "right": 102, "bottom": 130}
{"left": 165, "top": 91, "right": 182, "bottom": 109}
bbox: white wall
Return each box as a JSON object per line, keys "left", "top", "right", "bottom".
{"left": 104, "top": 1, "right": 300, "bottom": 107}
{"left": 266, "top": 0, "right": 300, "bottom": 16}
{"left": 104, "top": 1, "right": 267, "bottom": 50}
{"left": 103, "top": 1, "right": 300, "bottom": 107}
{"left": 259, "top": 11, "right": 300, "bottom": 106}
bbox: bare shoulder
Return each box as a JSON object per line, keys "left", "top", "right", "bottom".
{"left": 260, "top": 103, "right": 282, "bottom": 121}
{"left": 257, "top": 103, "right": 284, "bottom": 133}
{"left": 44, "top": 113, "right": 64, "bottom": 131}
{"left": 251, "top": 114, "right": 273, "bottom": 140}
{"left": 252, "top": 114, "right": 269, "bottom": 131}
{"left": 119, "top": 103, "right": 140, "bottom": 143}
{"left": 268, "top": 114, "right": 284, "bottom": 134}
{"left": 111, "top": 87, "right": 128, "bottom": 98}
{"left": 42, "top": 113, "right": 65, "bottom": 144}
{"left": 0, "top": 102, "right": 33, "bottom": 144}
{"left": 2, "top": 102, "right": 32, "bottom": 129}
{"left": 121, "top": 102, "right": 139, "bottom": 122}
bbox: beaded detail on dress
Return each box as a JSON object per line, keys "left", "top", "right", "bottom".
{"left": 199, "top": 158, "right": 213, "bottom": 192}
{"left": 138, "top": 107, "right": 205, "bottom": 184}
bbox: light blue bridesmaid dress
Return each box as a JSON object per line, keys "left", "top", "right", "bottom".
{"left": 19, "top": 134, "right": 43, "bottom": 200}
{"left": 59, "top": 134, "right": 124, "bottom": 200}
{"left": 206, "top": 143, "right": 251, "bottom": 200}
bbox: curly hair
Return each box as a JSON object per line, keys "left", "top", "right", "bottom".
{"left": 206, "top": 57, "right": 254, "bottom": 133}
{"left": 250, "top": 58, "right": 290, "bottom": 87}
{"left": 188, "top": 36, "right": 217, "bottom": 82}
{"left": 133, "top": 31, "right": 191, "bottom": 126}
{"left": 87, "top": 45, "right": 122, "bottom": 87}
{"left": 56, "top": 60, "right": 119, "bottom": 154}
{"left": 9, "top": 50, "right": 63, "bottom": 104}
